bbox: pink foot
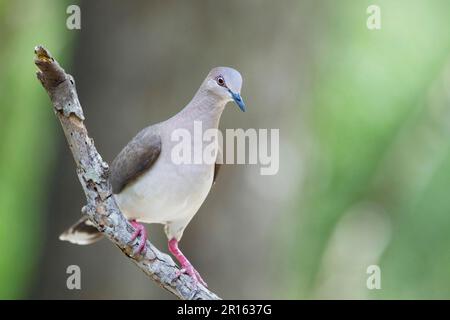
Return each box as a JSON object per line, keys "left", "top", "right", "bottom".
{"left": 130, "top": 220, "right": 147, "bottom": 255}
{"left": 168, "top": 238, "right": 207, "bottom": 287}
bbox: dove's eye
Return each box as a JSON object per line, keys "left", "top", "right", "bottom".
{"left": 216, "top": 76, "right": 225, "bottom": 86}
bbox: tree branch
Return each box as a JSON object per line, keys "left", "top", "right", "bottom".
{"left": 34, "top": 45, "right": 220, "bottom": 300}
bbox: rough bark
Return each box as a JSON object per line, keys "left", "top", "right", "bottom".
{"left": 34, "top": 45, "right": 220, "bottom": 300}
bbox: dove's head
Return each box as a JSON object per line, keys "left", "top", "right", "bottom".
{"left": 204, "top": 67, "right": 245, "bottom": 112}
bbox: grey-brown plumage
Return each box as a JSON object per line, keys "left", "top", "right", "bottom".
{"left": 59, "top": 216, "right": 103, "bottom": 245}
{"left": 110, "top": 126, "right": 162, "bottom": 194}
{"left": 213, "top": 163, "right": 221, "bottom": 183}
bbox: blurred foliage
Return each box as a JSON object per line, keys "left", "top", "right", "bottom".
{"left": 0, "top": 0, "right": 73, "bottom": 298}
{"left": 1, "top": 0, "right": 450, "bottom": 299}
{"left": 291, "top": 0, "right": 450, "bottom": 298}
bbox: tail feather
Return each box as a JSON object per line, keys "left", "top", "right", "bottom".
{"left": 59, "top": 216, "right": 103, "bottom": 245}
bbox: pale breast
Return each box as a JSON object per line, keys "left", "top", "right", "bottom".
{"left": 115, "top": 155, "right": 214, "bottom": 225}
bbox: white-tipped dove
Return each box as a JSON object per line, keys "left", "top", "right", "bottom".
{"left": 60, "top": 67, "right": 245, "bottom": 286}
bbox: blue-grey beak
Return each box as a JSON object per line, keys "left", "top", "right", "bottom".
{"left": 228, "top": 89, "right": 246, "bottom": 112}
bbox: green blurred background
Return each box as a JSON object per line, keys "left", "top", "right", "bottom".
{"left": 0, "top": 0, "right": 449, "bottom": 299}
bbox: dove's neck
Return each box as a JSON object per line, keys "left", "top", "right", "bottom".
{"left": 175, "top": 89, "right": 227, "bottom": 130}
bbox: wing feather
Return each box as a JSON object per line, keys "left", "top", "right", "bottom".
{"left": 110, "top": 126, "right": 162, "bottom": 194}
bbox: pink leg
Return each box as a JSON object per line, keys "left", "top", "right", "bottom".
{"left": 130, "top": 220, "right": 147, "bottom": 255}
{"left": 168, "top": 238, "right": 207, "bottom": 287}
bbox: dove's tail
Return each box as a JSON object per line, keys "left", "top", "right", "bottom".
{"left": 59, "top": 216, "right": 103, "bottom": 245}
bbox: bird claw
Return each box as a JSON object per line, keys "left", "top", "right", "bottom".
{"left": 176, "top": 264, "right": 208, "bottom": 287}
{"left": 168, "top": 238, "right": 207, "bottom": 287}
{"left": 130, "top": 220, "right": 147, "bottom": 255}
